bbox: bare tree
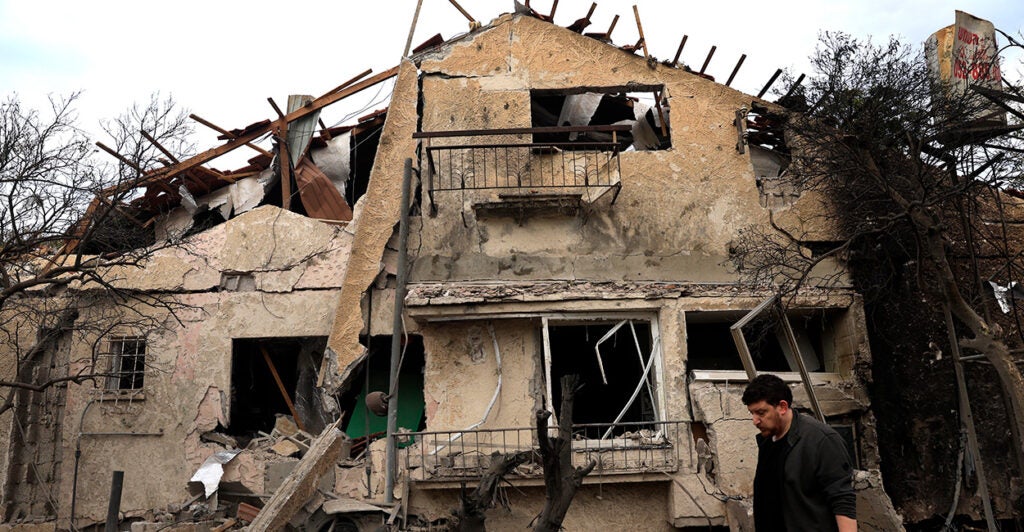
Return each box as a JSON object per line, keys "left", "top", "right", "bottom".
{"left": 0, "top": 92, "right": 195, "bottom": 416}
{"left": 730, "top": 31, "right": 1024, "bottom": 491}
{"left": 532, "top": 375, "right": 596, "bottom": 532}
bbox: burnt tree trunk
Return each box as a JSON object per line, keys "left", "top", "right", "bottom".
{"left": 861, "top": 151, "right": 1024, "bottom": 471}
{"left": 533, "top": 375, "right": 596, "bottom": 532}
{"left": 456, "top": 451, "right": 532, "bottom": 532}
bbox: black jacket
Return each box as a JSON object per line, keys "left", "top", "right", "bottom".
{"left": 754, "top": 410, "right": 856, "bottom": 531}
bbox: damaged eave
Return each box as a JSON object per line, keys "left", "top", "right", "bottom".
{"left": 404, "top": 281, "right": 860, "bottom": 322}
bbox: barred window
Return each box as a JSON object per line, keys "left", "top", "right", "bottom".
{"left": 105, "top": 338, "right": 146, "bottom": 390}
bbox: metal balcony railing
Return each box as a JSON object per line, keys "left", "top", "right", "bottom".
{"left": 413, "top": 126, "right": 628, "bottom": 213}
{"left": 398, "top": 420, "right": 689, "bottom": 482}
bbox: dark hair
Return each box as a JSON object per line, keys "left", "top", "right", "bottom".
{"left": 742, "top": 374, "right": 793, "bottom": 406}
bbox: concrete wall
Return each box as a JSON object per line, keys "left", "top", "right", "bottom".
{"left": 377, "top": 15, "right": 891, "bottom": 528}
{"left": 0, "top": 13, "right": 899, "bottom": 530}
{"left": 44, "top": 206, "right": 353, "bottom": 524}
{"left": 412, "top": 15, "right": 771, "bottom": 285}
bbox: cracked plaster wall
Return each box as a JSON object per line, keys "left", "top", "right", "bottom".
{"left": 323, "top": 14, "right": 794, "bottom": 392}
{"left": 412, "top": 15, "right": 770, "bottom": 285}
{"left": 309, "top": 12, "right": 885, "bottom": 527}
{"left": 40, "top": 206, "right": 352, "bottom": 523}
{"left": 421, "top": 319, "right": 538, "bottom": 432}
{"left": 409, "top": 482, "right": 676, "bottom": 531}
{"left": 325, "top": 58, "right": 421, "bottom": 388}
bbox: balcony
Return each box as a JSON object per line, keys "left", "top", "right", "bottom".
{"left": 398, "top": 420, "right": 689, "bottom": 483}
{"left": 413, "top": 126, "right": 629, "bottom": 214}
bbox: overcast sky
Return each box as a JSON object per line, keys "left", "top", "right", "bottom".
{"left": 2, "top": 0, "right": 1021, "bottom": 169}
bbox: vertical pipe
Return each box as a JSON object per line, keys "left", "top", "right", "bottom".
{"left": 364, "top": 289, "right": 373, "bottom": 498}
{"left": 104, "top": 471, "right": 124, "bottom": 532}
{"left": 70, "top": 399, "right": 97, "bottom": 532}
{"left": 385, "top": 158, "right": 413, "bottom": 504}
{"left": 69, "top": 447, "right": 81, "bottom": 531}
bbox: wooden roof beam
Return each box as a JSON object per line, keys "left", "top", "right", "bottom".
{"left": 632, "top": 5, "right": 649, "bottom": 61}
{"left": 94, "top": 142, "right": 175, "bottom": 195}
{"left": 95, "top": 141, "right": 146, "bottom": 174}
{"left": 190, "top": 114, "right": 273, "bottom": 157}
{"left": 325, "top": 69, "right": 373, "bottom": 97}
{"left": 672, "top": 35, "right": 688, "bottom": 66}
{"left": 758, "top": 69, "right": 783, "bottom": 99}
{"left": 447, "top": 0, "right": 475, "bottom": 24}
{"left": 140, "top": 130, "right": 180, "bottom": 164}
{"left": 123, "top": 66, "right": 399, "bottom": 195}
{"left": 699, "top": 46, "right": 716, "bottom": 75}
{"left": 267, "top": 97, "right": 286, "bottom": 119}
{"left": 726, "top": 54, "right": 747, "bottom": 87}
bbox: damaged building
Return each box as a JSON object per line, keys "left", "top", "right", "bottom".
{"left": 0, "top": 6, "right": 914, "bottom": 531}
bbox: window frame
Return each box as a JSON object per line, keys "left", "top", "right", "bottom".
{"left": 104, "top": 336, "right": 147, "bottom": 391}
{"left": 529, "top": 86, "right": 672, "bottom": 152}
{"left": 539, "top": 313, "right": 666, "bottom": 430}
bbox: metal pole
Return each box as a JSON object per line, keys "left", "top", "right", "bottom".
{"left": 104, "top": 471, "right": 124, "bottom": 532}
{"left": 385, "top": 158, "right": 413, "bottom": 503}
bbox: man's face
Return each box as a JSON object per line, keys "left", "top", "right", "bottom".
{"left": 747, "top": 399, "right": 789, "bottom": 438}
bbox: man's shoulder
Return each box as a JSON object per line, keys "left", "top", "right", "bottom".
{"left": 793, "top": 411, "right": 842, "bottom": 441}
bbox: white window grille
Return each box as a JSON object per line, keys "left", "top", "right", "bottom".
{"left": 105, "top": 337, "right": 146, "bottom": 391}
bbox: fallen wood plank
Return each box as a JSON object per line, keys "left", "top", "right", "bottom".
{"left": 246, "top": 421, "right": 346, "bottom": 532}
{"left": 260, "top": 345, "right": 305, "bottom": 431}
{"left": 237, "top": 502, "right": 260, "bottom": 523}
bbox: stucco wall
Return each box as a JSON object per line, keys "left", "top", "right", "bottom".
{"left": 413, "top": 15, "right": 770, "bottom": 285}
{"left": 50, "top": 206, "right": 352, "bottom": 523}
{"left": 409, "top": 482, "right": 676, "bottom": 531}
{"left": 422, "top": 319, "right": 539, "bottom": 432}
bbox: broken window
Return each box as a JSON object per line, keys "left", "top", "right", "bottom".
{"left": 104, "top": 337, "right": 146, "bottom": 390}
{"left": 531, "top": 87, "right": 671, "bottom": 151}
{"left": 541, "top": 317, "right": 662, "bottom": 436}
{"left": 228, "top": 337, "right": 327, "bottom": 436}
{"left": 341, "top": 335, "right": 426, "bottom": 445}
{"left": 686, "top": 310, "right": 839, "bottom": 376}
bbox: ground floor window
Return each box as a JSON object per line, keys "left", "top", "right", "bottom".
{"left": 104, "top": 337, "right": 146, "bottom": 390}
{"left": 685, "top": 309, "right": 840, "bottom": 375}
{"left": 541, "top": 316, "right": 663, "bottom": 437}
{"left": 228, "top": 337, "right": 325, "bottom": 437}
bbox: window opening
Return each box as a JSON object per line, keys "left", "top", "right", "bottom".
{"left": 228, "top": 337, "right": 325, "bottom": 437}
{"left": 531, "top": 87, "right": 671, "bottom": 151}
{"left": 341, "top": 335, "right": 426, "bottom": 445}
{"left": 542, "top": 318, "right": 661, "bottom": 438}
{"left": 105, "top": 337, "right": 146, "bottom": 390}
{"left": 730, "top": 296, "right": 825, "bottom": 422}
{"left": 686, "top": 311, "right": 831, "bottom": 373}
{"left": 687, "top": 316, "right": 789, "bottom": 372}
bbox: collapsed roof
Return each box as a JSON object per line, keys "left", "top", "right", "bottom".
{"left": 84, "top": 2, "right": 799, "bottom": 253}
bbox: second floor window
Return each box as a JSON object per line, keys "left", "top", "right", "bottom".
{"left": 531, "top": 87, "right": 671, "bottom": 151}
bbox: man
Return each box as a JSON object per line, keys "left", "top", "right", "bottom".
{"left": 742, "top": 374, "right": 857, "bottom": 531}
